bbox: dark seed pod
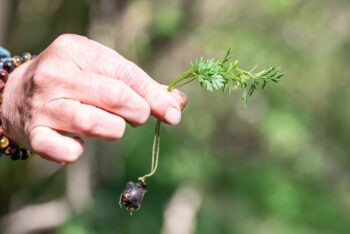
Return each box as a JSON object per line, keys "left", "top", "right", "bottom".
{"left": 119, "top": 180, "right": 147, "bottom": 211}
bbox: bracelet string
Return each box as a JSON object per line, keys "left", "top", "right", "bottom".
{"left": 0, "top": 46, "right": 32, "bottom": 160}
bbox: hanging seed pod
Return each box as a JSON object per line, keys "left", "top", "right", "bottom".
{"left": 119, "top": 180, "right": 147, "bottom": 211}
{"left": 119, "top": 121, "right": 160, "bottom": 213}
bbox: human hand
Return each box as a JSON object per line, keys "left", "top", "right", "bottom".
{"left": 1, "top": 34, "right": 187, "bottom": 163}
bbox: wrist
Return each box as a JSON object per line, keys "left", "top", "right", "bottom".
{"left": 0, "top": 46, "right": 33, "bottom": 160}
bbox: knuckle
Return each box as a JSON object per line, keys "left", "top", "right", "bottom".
{"left": 117, "top": 61, "right": 137, "bottom": 82}
{"left": 32, "top": 59, "right": 61, "bottom": 87}
{"left": 51, "top": 34, "right": 73, "bottom": 50}
{"left": 136, "top": 102, "right": 150, "bottom": 125}
{"left": 72, "top": 111, "right": 95, "bottom": 136}
{"left": 102, "top": 81, "right": 126, "bottom": 109}
{"left": 32, "top": 66, "right": 49, "bottom": 85}
{"left": 52, "top": 34, "right": 86, "bottom": 50}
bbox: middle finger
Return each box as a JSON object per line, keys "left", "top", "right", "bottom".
{"left": 63, "top": 69, "right": 151, "bottom": 126}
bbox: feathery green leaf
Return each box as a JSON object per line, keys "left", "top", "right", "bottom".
{"left": 168, "top": 48, "right": 284, "bottom": 107}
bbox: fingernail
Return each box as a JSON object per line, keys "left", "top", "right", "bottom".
{"left": 165, "top": 107, "right": 181, "bottom": 125}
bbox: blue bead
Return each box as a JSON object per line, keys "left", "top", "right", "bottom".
{"left": 0, "top": 58, "right": 12, "bottom": 69}
{"left": 0, "top": 57, "right": 12, "bottom": 62}
{"left": 0, "top": 47, "right": 11, "bottom": 59}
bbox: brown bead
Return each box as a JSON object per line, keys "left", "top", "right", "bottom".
{"left": 12, "top": 56, "right": 24, "bottom": 67}
{"left": 0, "top": 69, "right": 8, "bottom": 82}
{"left": 21, "top": 52, "right": 31, "bottom": 62}
{"left": 0, "top": 136, "right": 9, "bottom": 149}
{"left": 0, "top": 80, "right": 4, "bottom": 90}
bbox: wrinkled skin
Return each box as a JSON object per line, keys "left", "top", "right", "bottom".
{"left": 1, "top": 34, "right": 187, "bottom": 163}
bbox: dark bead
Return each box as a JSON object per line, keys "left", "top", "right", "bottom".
{"left": 3, "top": 60, "right": 15, "bottom": 73}
{"left": 15, "top": 147, "right": 30, "bottom": 160}
{"left": 119, "top": 181, "right": 147, "bottom": 211}
{"left": 13, "top": 56, "right": 24, "bottom": 67}
{"left": 21, "top": 52, "right": 31, "bottom": 62}
{"left": 11, "top": 151, "right": 20, "bottom": 160}
{"left": 14, "top": 148, "right": 25, "bottom": 160}
{"left": 0, "top": 69, "right": 8, "bottom": 82}
{"left": 21, "top": 149, "right": 30, "bottom": 160}
{"left": 4, "top": 145, "right": 15, "bottom": 157}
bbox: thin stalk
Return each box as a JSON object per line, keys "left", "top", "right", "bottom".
{"left": 150, "top": 124, "right": 158, "bottom": 171}
{"left": 167, "top": 70, "right": 193, "bottom": 91}
{"left": 138, "top": 73, "right": 193, "bottom": 183}
{"left": 138, "top": 120, "right": 161, "bottom": 182}
{"left": 173, "top": 77, "right": 196, "bottom": 89}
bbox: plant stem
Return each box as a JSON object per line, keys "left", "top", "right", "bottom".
{"left": 173, "top": 77, "right": 196, "bottom": 89}
{"left": 138, "top": 119, "right": 161, "bottom": 183}
{"left": 167, "top": 70, "right": 192, "bottom": 91}
{"left": 138, "top": 73, "right": 195, "bottom": 183}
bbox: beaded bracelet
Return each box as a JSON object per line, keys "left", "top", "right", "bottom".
{"left": 0, "top": 46, "right": 32, "bottom": 160}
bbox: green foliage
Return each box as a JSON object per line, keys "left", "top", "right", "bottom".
{"left": 152, "top": 7, "right": 186, "bottom": 37}
{"left": 168, "top": 48, "right": 284, "bottom": 107}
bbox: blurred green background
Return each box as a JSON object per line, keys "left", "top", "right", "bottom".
{"left": 1, "top": 0, "right": 350, "bottom": 233}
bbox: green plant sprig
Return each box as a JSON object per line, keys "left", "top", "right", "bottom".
{"left": 138, "top": 48, "right": 283, "bottom": 183}
{"left": 168, "top": 48, "right": 284, "bottom": 107}
{"left": 122, "top": 48, "right": 283, "bottom": 212}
